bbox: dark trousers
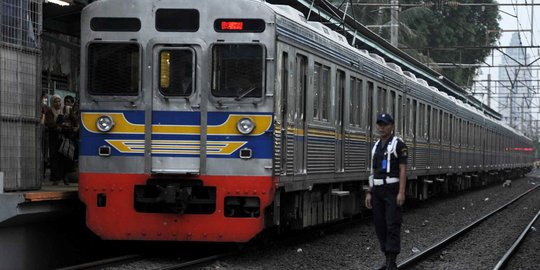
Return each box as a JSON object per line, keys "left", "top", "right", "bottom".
{"left": 372, "top": 183, "right": 402, "bottom": 254}
{"left": 49, "top": 132, "right": 73, "bottom": 182}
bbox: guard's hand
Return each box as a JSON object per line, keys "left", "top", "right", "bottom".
{"left": 365, "top": 193, "right": 372, "bottom": 209}
{"left": 397, "top": 192, "right": 405, "bottom": 206}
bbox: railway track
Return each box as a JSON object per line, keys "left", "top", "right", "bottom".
{"left": 492, "top": 210, "right": 540, "bottom": 270}
{"left": 57, "top": 216, "right": 364, "bottom": 270}
{"left": 398, "top": 184, "right": 540, "bottom": 269}
{"left": 58, "top": 251, "right": 237, "bottom": 270}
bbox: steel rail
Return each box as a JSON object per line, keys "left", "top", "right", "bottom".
{"left": 57, "top": 254, "right": 144, "bottom": 270}
{"left": 492, "top": 210, "right": 540, "bottom": 270}
{"left": 152, "top": 252, "right": 238, "bottom": 270}
{"left": 398, "top": 184, "right": 540, "bottom": 269}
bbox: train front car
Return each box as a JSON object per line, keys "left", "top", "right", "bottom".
{"left": 79, "top": 0, "right": 276, "bottom": 242}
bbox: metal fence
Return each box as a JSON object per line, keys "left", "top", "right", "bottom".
{"left": 0, "top": 0, "right": 42, "bottom": 191}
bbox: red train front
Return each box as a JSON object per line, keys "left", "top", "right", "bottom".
{"left": 79, "top": 0, "right": 278, "bottom": 242}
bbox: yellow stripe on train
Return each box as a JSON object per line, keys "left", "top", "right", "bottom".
{"left": 82, "top": 113, "right": 272, "bottom": 136}
{"left": 106, "top": 139, "right": 247, "bottom": 155}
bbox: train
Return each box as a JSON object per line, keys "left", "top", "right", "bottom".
{"left": 78, "top": 0, "right": 533, "bottom": 242}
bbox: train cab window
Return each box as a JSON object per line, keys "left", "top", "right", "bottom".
{"left": 212, "top": 44, "right": 264, "bottom": 99}
{"left": 87, "top": 43, "right": 140, "bottom": 96}
{"left": 159, "top": 49, "right": 194, "bottom": 96}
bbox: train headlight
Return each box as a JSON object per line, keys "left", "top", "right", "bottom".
{"left": 96, "top": 115, "right": 115, "bottom": 132}
{"left": 236, "top": 118, "right": 255, "bottom": 134}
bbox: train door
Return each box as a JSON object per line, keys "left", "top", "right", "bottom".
{"left": 151, "top": 46, "right": 200, "bottom": 173}
{"left": 280, "top": 52, "right": 289, "bottom": 174}
{"left": 294, "top": 54, "right": 308, "bottom": 174}
{"left": 335, "top": 70, "right": 345, "bottom": 172}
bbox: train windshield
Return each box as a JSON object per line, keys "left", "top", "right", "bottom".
{"left": 211, "top": 44, "right": 263, "bottom": 99}
{"left": 87, "top": 43, "right": 140, "bottom": 96}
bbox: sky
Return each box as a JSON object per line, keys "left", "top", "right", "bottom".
{"left": 474, "top": 1, "right": 540, "bottom": 112}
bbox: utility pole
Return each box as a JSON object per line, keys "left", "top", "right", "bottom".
{"left": 390, "top": 0, "right": 399, "bottom": 46}
{"left": 487, "top": 74, "right": 491, "bottom": 107}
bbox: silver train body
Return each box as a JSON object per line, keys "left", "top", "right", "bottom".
{"left": 78, "top": 0, "right": 533, "bottom": 241}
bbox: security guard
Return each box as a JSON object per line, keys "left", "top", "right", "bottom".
{"left": 365, "top": 112, "right": 408, "bottom": 270}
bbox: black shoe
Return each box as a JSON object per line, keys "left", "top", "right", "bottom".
{"left": 63, "top": 179, "right": 70, "bottom": 185}
{"left": 385, "top": 253, "right": 398, "bottom": 270}
{"left": 52, "top": 181, "right": 58, "bottom": 186}
{"left": 375, "top": 265, "right": 386, "bottom": 270}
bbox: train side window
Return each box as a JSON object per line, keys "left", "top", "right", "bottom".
{"left": 159, "top": 49, "right": 194, "bottom": 96}
{"left": 464, "top": 121, "right": 466, "bottom": 146}
{"left": 418, "top": 103, "right": 425, "bottom": 139}
{"left": 321, "top": 66, "right": 330, "bottom": 121}
{"left": 313, "top": 62, "right": 330, "bottom": 122}
{"left": 442, "top": 112, "right": 447, "bottom": 141}
{"left": 426, "top": 105, "right": 431, "bottom": 140}
{"left": 211, "top": 44, "right": 264, "bottom": 99}
{"left": 430, "top": 108, "right": 439, "bottom": 142}
{"left": 366, "top": 81, "right": 374, "bottom": 130}
{"left": 349, "top": 77, "right": 363, "bottom": 127}
{"left": 461, "top": 120, "right": 466, "bottom": 146}
{"left": 357, "top": 78, "right": 364, "bottom": 128}
{"left": 406, "top": 98, "right": 411, "bottom": 137}
{"left": 281, "top": 52, "right": 290, "bottom": 121}
{"left": 457, "top": 117, "right": 461, "bottom": 145}
{"left": 448, "top": 113, "right": 451, "bottom": 142}
{"left": 377, "top": 86, "right": 386, "bottom": 115}
{"left": 349, "top": 77, "right": 357, "bottom": 126}
{"left": 313, "top": 63, "right": 321, "bottom": 119}
{"left": 336, "top": 69, "right": 345, "bottom": 125}
{"left": 390, "top": 90, "right": 396, "bottom": 120}
{"left": 410, "top": 99, "right": 417, "bottom": 138}
{"left": 397, "top": 94, "right": 403, "bottom": 136}
{"left": 87, "top": 42, "right": 140, "bottom": 96}
{"left": 296, "top": 54, "right": 308, "bottom": 123}
{"left": 437, "top": 109, "right": 441, "bottom": 141}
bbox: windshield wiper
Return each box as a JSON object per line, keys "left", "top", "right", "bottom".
{"left": 235, "top": 86, "right": 257, "bottom": 101}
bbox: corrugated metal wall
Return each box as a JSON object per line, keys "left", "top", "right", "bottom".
{"left": 0, "top": 0, "right": 42, "bottom": 191}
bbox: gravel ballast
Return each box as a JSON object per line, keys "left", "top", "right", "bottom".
{"left": 204, "top": 172, "right": 540, "bottom": 270}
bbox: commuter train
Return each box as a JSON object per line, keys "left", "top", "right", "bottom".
{"left": 78, "top": 0, "right": 533, "bottom": 242}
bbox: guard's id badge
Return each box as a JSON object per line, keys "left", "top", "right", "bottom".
{"left": 382, "top": 159, "right": 387, "bottom": 170}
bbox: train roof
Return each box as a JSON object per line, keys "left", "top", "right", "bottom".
{"left": 269, "top": 1, "right": 533, "bottom": 139}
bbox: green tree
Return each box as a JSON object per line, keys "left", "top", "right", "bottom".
{"left": 334, "top": 0, "right": 501, "bottom": 87}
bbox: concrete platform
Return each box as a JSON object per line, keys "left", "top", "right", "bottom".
{"left": 0, "top": 176, "right": 83, "bottom": 270}
{"left": 0, "top": 180, "right": 78, "bottom": 227}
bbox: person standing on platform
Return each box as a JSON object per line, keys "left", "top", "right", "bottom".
{"left": 40, "top": 93, "right": 50, "bottom": 179}
{"left": 365, "top": 112, "right": 408, "bottom": 270}
{"left": 45, "top": 95, "right": 77, "bottom": 185}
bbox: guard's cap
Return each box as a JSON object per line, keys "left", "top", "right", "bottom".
{"left": 376, "top": 112, "right": 394, "bottom": 125}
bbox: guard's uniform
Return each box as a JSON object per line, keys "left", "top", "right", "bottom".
{"left": 371, "top": 135, "right": 408, "bottom": 254}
